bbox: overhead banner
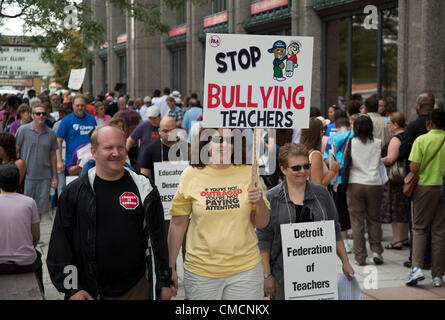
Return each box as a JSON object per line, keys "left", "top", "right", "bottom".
{"left": 203, "top": 33, "right": 313, "bottom": 129}
{"left": 68, "top": 68, "right": 86, "bottom": 90}
{"left": 280, "top": 221, "right": 338, "bottom": 300}
{"left": 154, "top": 161, "right": 189, "bottom": 220}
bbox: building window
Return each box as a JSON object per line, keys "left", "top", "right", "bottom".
{"left": 118, "top": 55, "right": 127, "bottom": 94}
{"left": 176, "top": 3, "right": 186, "bottom": 25}
{"left": 88, "top": 64, "right": 93, "bottom": 95}
{"left": 102, "top": 58, "right": 108, "bottom": 94}
{"left": 171, "top": 47, "right": 186, "bottom": 93}
{"left": 212, "top": 0, "right": 226, "bottom": 14}
{"left": 323, "top": 5, "right": 398, "bottom": 111}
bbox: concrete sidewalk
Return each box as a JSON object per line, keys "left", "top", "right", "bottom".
{"left": 37, "top": 212, "right": 441, "bottom": 300}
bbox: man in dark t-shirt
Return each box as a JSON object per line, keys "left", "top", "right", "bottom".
{"left": 126, "top": 106, "right": 161, "bottom": 168}
{"left": 140, "top": 116, "right": 187, "bottom": 181}
{"left": 94, "top": 170, "right": 146, "bottom": 297}
{"left": 47, "top": 125, "right": 175, "bottom": 300}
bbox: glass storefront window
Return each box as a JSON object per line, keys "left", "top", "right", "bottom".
{"left": 325, "top": 5, "right": 398, "bottom": 112}
{"left": 381, "top": 8, "right": 398, "bottom": 101}
{"left": 351, "top": 13, "right": 378, "bottom": 101}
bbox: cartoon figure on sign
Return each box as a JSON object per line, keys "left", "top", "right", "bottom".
{"left": 268, "top": 40, "right": 287, "bottom": 82}
{"left": 285, "top": 40, "right": 301, "bottom": 78}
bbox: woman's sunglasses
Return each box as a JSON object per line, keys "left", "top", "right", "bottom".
{"left": 33, "top": 112, "right": 48, "bottom": 117}
{"left": 290, "top": 163, "right": 311, "bottom": 172}
{"left": 211, "top": 136, "right": 233, "bottom": 144}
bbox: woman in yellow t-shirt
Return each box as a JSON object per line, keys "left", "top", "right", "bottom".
{"left": 168, "top": 128, "right": 270, "bottom": 300}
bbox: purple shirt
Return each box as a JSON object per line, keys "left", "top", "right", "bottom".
{"left": 9, "top": 120, "right": 22, "bottom": 134}
{"left": 0, "top": 193, "right": 39, "bottom": 265}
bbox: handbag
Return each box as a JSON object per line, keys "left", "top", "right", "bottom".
{"left": 403, "top": 137, "right": 445, "bottom": 197}
{"left": 389, "top": 160, "right": 405, "bottom": 185}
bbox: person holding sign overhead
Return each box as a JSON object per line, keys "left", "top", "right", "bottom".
{"left": 168, "top": 128, "right": 270, "bottom": 300}
{"left": 256, "top": 143, "right": 354, "bottom": 300}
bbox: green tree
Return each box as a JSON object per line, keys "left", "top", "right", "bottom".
{"left": 0, "top": 0, "right": 207, "bottom": 70}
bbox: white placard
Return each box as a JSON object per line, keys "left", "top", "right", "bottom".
{"left": 280, "top": 220, "right": 338, "bottom": 300}
{"left": 0, "top": 46, "right": 54, "bottom": 78}
{"left": 154, "top": 161, "right": 188, "bottom": 220}
{"left": 68, "top": 68, "right": 86, "bottom": 90}
{"left": 203, "top": 33, "right": 313, "bottom": 129}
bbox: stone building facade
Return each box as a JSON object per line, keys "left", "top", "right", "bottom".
{"left": 84, "top": 0, "right": 445, "bottom": 121}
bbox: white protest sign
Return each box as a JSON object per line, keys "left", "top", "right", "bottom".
{"left": 203, "top": 33, "right": 313, "bottom": 129}
{"left": 68, "top": 68, "right": 86, "bottom": 90}
{"left": 280, "top": 220, "right": 338, "bottom": 300}
{"left": 154, "top": 161, "right": 189, "bottom": 220}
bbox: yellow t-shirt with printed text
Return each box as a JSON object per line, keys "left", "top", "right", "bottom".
{"left": 169, "top": 165, "right": 270, "bottom": 278}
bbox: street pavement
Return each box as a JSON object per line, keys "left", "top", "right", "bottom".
{"left": 37, "top": 210, "right": 444, "bottom": 300}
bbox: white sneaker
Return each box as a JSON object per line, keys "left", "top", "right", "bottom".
{"left": 372, "top": 252, "right": 384, "bottom": 265}
{"left": 344, "top": 240, "right": 352, "bottom": 254}
{"left": 406, "top": 267, "right": 425, "bottom": 286}
{"left": 432, "top": 276, "right": 444, "bottom": 288}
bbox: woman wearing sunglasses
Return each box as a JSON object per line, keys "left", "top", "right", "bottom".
{"left": 168, "top": 128, "right": 270, "bottom": 300}
{"left": 256, "top": 143, "right": 354, "bottom": 300}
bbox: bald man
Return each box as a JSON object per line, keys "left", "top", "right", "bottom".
{"left": 140, "top": 116, "right": 187, "bottom": 180}
{"left": 47, "top": 125, "right": 175, "bottom": 300}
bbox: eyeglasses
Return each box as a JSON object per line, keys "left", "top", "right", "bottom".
{"left": 290, "top": 163, "right": 311, "bottom": 172}
{"left": 212, "top": 136, "right": 233, "bottom": 144}
{"left": 33, "top": 112, "right": 48, "bottom": 117}
{"left": 161, "top": 128, "right": 175, "bottom": 133}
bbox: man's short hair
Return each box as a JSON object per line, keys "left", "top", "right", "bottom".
{"left": 163, "top": 88, "right": 171, "bottom": 95}
{"left": 335, "top": 117, "right": 350, "bottom": 128}
{"left": 0, "top": 162, "right": 20, "bottom": 192}
{"left": 73, "top": 94, "right": 88, "bottom": 105}
{"left": 90, "top": 125, "right": 126, "bottom": 149}
{"left": 166, "top": 96, "right": 175, "bottom": 103}
{"left": 31, "top": 103, "right": 48, "bottom": 114}
{"left": 365, "top": 95, "right": 379, "bottom": 113}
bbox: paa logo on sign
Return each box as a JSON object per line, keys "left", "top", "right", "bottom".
{"left": 209, "top": 35, "right": 221, "bottom": 48}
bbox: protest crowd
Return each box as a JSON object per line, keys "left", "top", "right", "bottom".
{"left": 0, "top": 84, "right": 445, "bottom": 300}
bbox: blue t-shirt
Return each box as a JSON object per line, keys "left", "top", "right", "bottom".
{"left": 181, "top": 107, "right": 203, "bottom": 137}
{"left": 323, "top": 129, "right": 353, "bottom": 185}
{"left": 324, "top": 123, "right": 337, "bottom": 137}
{"left": 56, "top": 113, "right": 97, "bottom": 167}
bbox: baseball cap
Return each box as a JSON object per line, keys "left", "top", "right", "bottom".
{"left": 144, "top": 96, "right": 151, "bottom": 103}
{"left": 268, "top": 40, "right": 287, "bottom": 53}
{"left": 171, "top": 90, "right": 181, "bottom": 98}
{"left": 146, "top": 105, "right": 160, "bottom": 118}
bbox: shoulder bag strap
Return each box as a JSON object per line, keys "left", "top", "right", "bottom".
{"left": 419, "top": 137, "right": 445, "bottom": 174}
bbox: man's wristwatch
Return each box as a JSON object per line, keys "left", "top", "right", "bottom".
{"left": 264, "top": 273, "right": 271, "bottom": 279}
